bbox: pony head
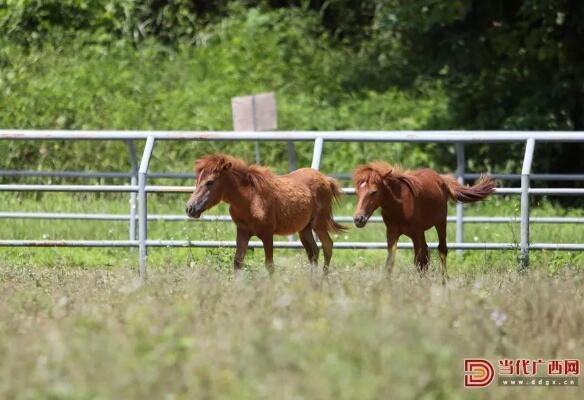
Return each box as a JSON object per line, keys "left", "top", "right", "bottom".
{"left": 352, "top": 161, "right": 418, "bottom": 227}
{"left": 185, "top": 154, "right": 234, "bottom": 218}
{"left": 352, "top": 163, "right": 389, "bottom": 228}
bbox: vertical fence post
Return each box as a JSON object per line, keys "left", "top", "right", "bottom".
{"left": 310, "top": 137, "right": 325, "bottom": 243}
{"left": 287, "top": 139, "right": 298, "bottom": 241}
{"left": 455, "top": 143, "right": 465, "bottom": 256}
{"left": 287, "top": 141, "right": 297, "bottom": 172}
{"left": 126, "top": 141, "right": 138, "bottom": 243}
{"left": 520, "top": 138, "right": 536, "bottom": 269}
{"left": 138, "top": 136, "right": 156, "bottom": 282}
{"left": 311, "top": 137, "right": 324, "bottom": 170}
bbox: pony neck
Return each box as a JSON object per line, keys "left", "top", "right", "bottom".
{"left": 381, "top": 179, "right": 405, "bottom": 207}
{"left": 221, "top": 171, "right": 253, "bottom": 209}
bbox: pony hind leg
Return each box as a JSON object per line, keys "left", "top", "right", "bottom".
{"left": 435, "top": 221, "right": 449, "bottom": 284}
{"left": 259, "top": 234, "right": 275, "bottom": 275}
{"left": 234, "top": 227, "right": 251, "bottom": 272}
{"left": 299, "top": 225, "right": 319, "bottom": 268}
{"left": 314, "top": 228, "right": 333, "bottom": 273}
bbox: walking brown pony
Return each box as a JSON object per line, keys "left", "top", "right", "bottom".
{"left": 185, "top": 154, "right": 346, "bottom": 273}
{"left": 352, "top": 162, "right": 495, "bottom": 283}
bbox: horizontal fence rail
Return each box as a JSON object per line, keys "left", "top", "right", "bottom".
{"left": 3, "top": 185, "right": 584, "bottom": 196}
{"left": 1, "top": 130, "right": 583, "bottom": 281}
{"left": 4, "top": 169, "right": 584, "bottom": 183}
{"left": 2, "top": 212, "right": 584, "bottom": 225}
{"left": 1, "top": 240, "right": 584, "bottom": 251}
{"left": 3, "top": 130, "right": 584, "bottom": 141}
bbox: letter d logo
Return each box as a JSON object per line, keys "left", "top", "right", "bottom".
{"left": 464, "top": 359, "right": 495, "bottom": 388}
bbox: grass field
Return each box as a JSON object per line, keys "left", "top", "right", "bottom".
{"left": 1, "top": 192, "right": 583, "bottom": 269}
{"left": 1, "top": 192, "right": 583, "bottom": 399}
{"left": 1, "top": 265, "right": 583, "bottom": 399}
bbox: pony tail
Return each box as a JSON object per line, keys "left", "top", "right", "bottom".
{"left": 442, "top": 175, "right": 496, "bottom": 203}
{"left": 326, "top": 177, "right": 347, "bottom": 233}
{"left": 328, "top": 177, "right": 344, "bottom": 204}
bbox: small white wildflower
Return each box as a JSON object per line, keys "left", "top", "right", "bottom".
{"left": 42, "top": 234, "right": 49, "bottom": 239}
{"left": 473, "top": 236, "right": 479, "bottom": 242}
{"left": 490, "top": 309, "right": 508, "bottom": 328}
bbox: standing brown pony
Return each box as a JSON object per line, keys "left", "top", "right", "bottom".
{"left": 352, "top": 162, "right": 495, "bottom": 283}
{"left": 185, "top": 154, "right": 345, "bottom": 273}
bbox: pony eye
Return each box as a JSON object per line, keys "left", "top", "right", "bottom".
{"left": 206, "top": 180, "right": 214, "bottom": 187}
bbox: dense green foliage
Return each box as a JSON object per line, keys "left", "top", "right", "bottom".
{"left": 0, "top": 5, "right": 445, "bottom": 176}
{"left": 1, "top": 0, "right": 583, "bottom": 179}
{"left": 0, "top": 0, "right": 224, "bottom": 45}
{"left": 369, "top": 0, "right": 584, "bottom": 175}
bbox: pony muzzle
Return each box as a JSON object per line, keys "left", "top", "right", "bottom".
{"left": 353, "top": 214, "right": 369, "bottom": 228}
{"left": 185, "top": 201, "right": 204, "bottom": 219}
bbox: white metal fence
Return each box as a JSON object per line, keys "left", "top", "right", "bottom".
{"left": 1, "top": 130, "right": 584, "bottom": 280}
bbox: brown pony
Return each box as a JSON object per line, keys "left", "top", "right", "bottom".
{"left": 352, "top": 162, "right": 495, "bottom": 283}
{"left": 185, "top": 154, "right": 345, "bottom": 273}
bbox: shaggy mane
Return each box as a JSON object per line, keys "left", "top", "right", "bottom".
{"left": 353, "top": 161, "right": 419, "bottom": 196}
{"left": 194, "top": 153, "right": 276, "bottom": 189}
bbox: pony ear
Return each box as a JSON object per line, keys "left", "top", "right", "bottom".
{"left": 382, "top": 169, "right": 394, "bottom": 181}
{"left": 221, "top": 161, "right": 232, "bottom": 171}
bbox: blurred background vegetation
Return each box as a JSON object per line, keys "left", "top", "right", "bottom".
{"left": 0, "top": 0, "right": 583, "bottom": 182}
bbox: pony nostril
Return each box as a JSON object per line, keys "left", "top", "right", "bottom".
{"left": 354, "top": 215, "right": 365, "bottom": 226}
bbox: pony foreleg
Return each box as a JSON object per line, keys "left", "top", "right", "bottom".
{"left": 234, "top": 228, "right": 251, "bottom": 271}
{"left": 412, "top": 233, "right": 430, "bottom": 275}
{"left": 259, "top": 235, "right": 275, "bottom": 275}
{"left": 385, "top": 227, "right": 400, "bottom": 275}
{"left": 439, "top": 253, "right": 449, "bottom": 285}
{"left": 435, "top": 222, "right": 449, "bottom": 285}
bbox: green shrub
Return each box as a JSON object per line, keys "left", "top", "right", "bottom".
{"left": 0, "top": 7, "right": 447, "bottom": 179}
{"left": 0, "top": 0, "right": 228, "bottom": 46}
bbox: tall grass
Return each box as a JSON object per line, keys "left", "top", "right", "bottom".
{"left": 0, "top": 264, "right": 582, "bottom": 399}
